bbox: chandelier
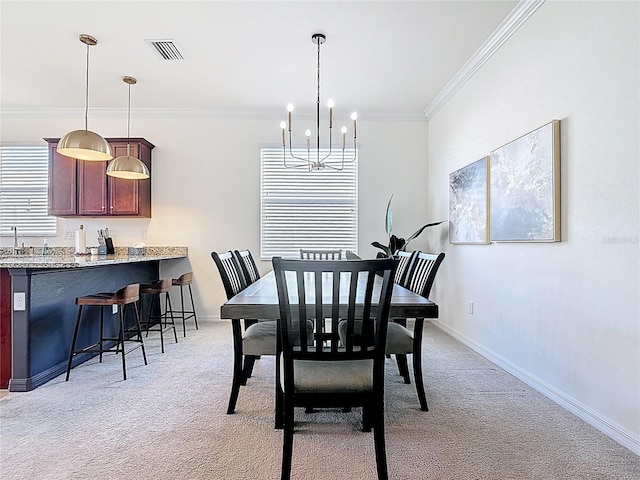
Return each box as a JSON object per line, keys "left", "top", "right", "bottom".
{"left": 280, "top": 33, "right": 357, "bottom": 171}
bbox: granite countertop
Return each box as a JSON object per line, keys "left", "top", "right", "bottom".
{"left": 0, "top": 246, "right": 188, "bottom": 269}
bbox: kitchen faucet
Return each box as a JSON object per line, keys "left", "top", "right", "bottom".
{"left": 11, "top": 226, "right": 26, "bottom": 255}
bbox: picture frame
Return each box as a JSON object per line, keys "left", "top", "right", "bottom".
{"left": 448, "top": 156, "right": 489, "bottom": 244}
{"left": 490, "top": 120, "right": 561, "bottom": 242}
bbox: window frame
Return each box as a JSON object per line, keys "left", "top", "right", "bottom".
{"left": 260, "top": 147, "right": 358, "bottom": 260}
{"left": 0, "top": 145, "right": 57, "bottom": 237}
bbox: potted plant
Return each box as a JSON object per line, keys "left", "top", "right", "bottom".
{"left": 371, "top": 195, "right": 445, "bottom": 257}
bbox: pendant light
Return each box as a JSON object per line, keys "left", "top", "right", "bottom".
{"left": 106, "top": 76, "right": 150, "bottom": 179}
{"left": 57, "top": 34, "right": 113, "bottom": 161}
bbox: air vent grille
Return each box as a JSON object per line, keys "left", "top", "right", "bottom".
{"left": 146, "top": 39, "right": 184, "bottom": 60}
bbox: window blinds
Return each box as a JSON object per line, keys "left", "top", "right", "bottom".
{"left": 0, "top": 146, "right": 56, "bottom": 236}
{"left": 260, "top": 148, "right": 358, "bottom": 259}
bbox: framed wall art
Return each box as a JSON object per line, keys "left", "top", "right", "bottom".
{"left": 490, "top": 120, "right": 561, "bottom": 242}
{"left": 449, "top": 156, "right": 489, "bottom": 244}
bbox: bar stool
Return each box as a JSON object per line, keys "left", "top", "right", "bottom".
{"left": 140, "top": 278, "right": 178, "bottom": 353}
{"left": 66, "top": 283, "right": 147, "bottom": 381}
{"left": 172, "top": 272, "right": 199, "bottom": 337}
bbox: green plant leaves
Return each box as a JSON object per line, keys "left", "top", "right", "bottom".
{"left": 372, "top": 194, "right": 446, "bottom": 257}
{"left": 385, "top": 194, "right": 393, "bottom": 236}
{"left": 405, "top": 221, "right": 447, "bottom": 243}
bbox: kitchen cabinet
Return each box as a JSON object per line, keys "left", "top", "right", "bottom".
{"left": 46, "top": 138, "right": 154, "bottom": 217}
{"left": 47, "top": 142, "right": 77, "bottom": 216}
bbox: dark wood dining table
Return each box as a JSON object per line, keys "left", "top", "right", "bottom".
{"left": 220, "top": 271, "right": 439, "bottom": 321}
{"left": 220, "top": 270, "right": 439, "bottom": 414}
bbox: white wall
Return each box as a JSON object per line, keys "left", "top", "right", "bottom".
{"left": 1, "top": 114, "right": 431, "bottom": 316}
{"left": 427, "top": 1, "right": 639, "bottom": 452}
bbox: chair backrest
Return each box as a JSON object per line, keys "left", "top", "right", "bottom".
{"left": 404, "top": 252, "right": 445, "bottom": 298}
{"left": 272, "top": 257, "right": 397, "bottom": 361}
{"left": 211, "top": 251, "right": 247, "bottom": 300}
{"left": 234, "top": 249, "right": 261, "bottom": 285}
{"left": 299, "top": 249, "right": 342, "bottom": 260}
{"left": 394, "top": 250, "right": 418, "bottom": 287}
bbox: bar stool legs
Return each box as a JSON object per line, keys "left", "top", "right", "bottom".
{"left": 66, "top": 284, "right": 147, "bottom": 381}
{"left": 172, "top": 272, "right": 198, "bottom": 337}
{"left": 140, "top": 278, "right": 178, "bottom": 353}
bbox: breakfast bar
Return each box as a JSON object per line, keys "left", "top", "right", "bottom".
{"left": 0, "top": 247, "right": 187, "bottom": 391}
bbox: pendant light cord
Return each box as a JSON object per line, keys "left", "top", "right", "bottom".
{"left": 126, "top": 82, "right": 132, "bottom": 157}
{"left": 316, "top": 39, "right": 321, "bottom": 165}
{"left": 84, "top": 41, "right": 90, "bottom": 132}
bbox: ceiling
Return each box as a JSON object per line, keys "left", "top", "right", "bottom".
{"left": 1, "top": 1, "right": 518, "bottom": 120}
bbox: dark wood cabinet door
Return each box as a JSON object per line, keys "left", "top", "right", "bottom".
{"left": 78, "top": 159, "right": 108, "bottom": 215}
{"left": 47, "top": 142, "right": 77, "bottom": 216}
{"left": 109, "top": 143, "right": 140, "bottom": 215}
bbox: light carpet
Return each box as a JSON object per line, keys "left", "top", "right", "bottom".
{"left": 1, "top": 321, "right": 638, "bottom": 479}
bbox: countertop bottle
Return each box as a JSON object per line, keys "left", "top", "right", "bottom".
{"left": 75, "top": 225, "right": 86, "bottom": 255}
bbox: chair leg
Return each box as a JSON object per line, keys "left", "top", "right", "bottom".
{"left": 280, "top": 397, "right": 295, "bottom": 480}
{"left": 153, "top": 293, "right": 165, "bottom": 353}
{"left": 118, "top": 306, "right": 127, "bottom": 381}
{"left": 133, "top": 300, "right": 148, "bottom": 365}
{"left": 396, "top": 354, "right": 411, "bottom": 384}
{"left": 165, "top": 292, "right": 178, "bottom": 344}
{"left": 412, "top": 318, "right": 428, "bottom": 411}
{"left": 227, "top": 319, "right": 243, "bottom": 414}
{"left": 98, "top": 306, "right": 104, "bottom": 363}
{"left": 65, "top": 305, "right": 84, "bottom": 381}
{"left": 241, "top": 355, "right": 256, "bottom": 385}
{"left": 362, "top": 403, "right": 372, "bottom": 432}
{"left": 373, "top": 399, "right": 389, "bottom": 480}
{"left": 179, "top": 285, "right": 187, "bottom": 337}
{"left": 275, "top": 380, "right": 283, "bottom": 429}
{"left": 188, "top": 284, "right": 198, "bottom": 330}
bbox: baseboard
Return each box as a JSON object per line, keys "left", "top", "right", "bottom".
{"left": 432, "top": 320, "right": 640, "bottom": 456}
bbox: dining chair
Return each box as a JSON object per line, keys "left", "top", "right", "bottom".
{"left": 272, "top": 256, "right": 397, "bottom": 480}
{"left": 211, "top": 250, "right": 277, "bottom": 414}
{"left": 299, "top": 248, "right": 342, "bottom": 260}
{"left": 387, "top": 251, "right": 445, "bottom": 411}
{"left": 394, "top": 250, "right": 418, "bottom": 286}
{"left": 234, "top": 249, "right": 261, "bottom": 285}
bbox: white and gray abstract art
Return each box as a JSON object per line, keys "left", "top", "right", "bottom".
{"left": 449, "top": 157, "right": 488, "bottom": 244}
{"left": 490, "top": 121, "right": 559, "bottom": 241}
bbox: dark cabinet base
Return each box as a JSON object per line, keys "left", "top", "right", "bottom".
{"left": 7, "top": 262, "right": 159, "bottom": 391}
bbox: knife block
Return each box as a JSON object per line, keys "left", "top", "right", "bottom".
{"left": 105, "top": 238, "right": 115, "bottom": 255}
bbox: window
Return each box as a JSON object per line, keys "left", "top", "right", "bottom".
{"left": 261, "top": 148, "right": 358, "bottom": 259}
{"left": 0, "top": 146, "right": 56, "bottom": 236}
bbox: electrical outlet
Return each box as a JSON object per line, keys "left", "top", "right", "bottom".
{"left": 14, "top": 292, "right": 26, "bottom": 311}
{"left": 140, "top": 229, "right": 147, "bottom": 239}
{"left": 112, "top": 305, "right": 118, "bottom": 314}
{"left": 469, "top": 301, "right": 474, "bottom": 315}
{"left": 64, "top": 230, "right": 75, "bottom": 239}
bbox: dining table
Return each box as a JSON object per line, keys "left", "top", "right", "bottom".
{"left": 219, "top": 269, "right": 439, "bottom": 415}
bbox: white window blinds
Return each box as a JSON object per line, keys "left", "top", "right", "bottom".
{"left": 260, "top": 148, "right": 358, "bottom": 259}
{"left": 0, "top": 146, "right": 56, "bottom": 236}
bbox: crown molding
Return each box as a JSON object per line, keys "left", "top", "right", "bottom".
{"left": 0, "top": 107, "right": 427, "bottom": 122}
{"left": 424, "top": 0, "right": 546, "bottom": 120}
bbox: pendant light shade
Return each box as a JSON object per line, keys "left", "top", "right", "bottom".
{"left": 58, "top": 34, "right": 112, "bottom": 161}
{"left": 106, "top": 76, "right": 150, "bottom": 180}
{"left": 57, "top": 129, "right": 113, "bottom": 161}
{"left": 106, "top": 154, "right": 150, "bottom": 179}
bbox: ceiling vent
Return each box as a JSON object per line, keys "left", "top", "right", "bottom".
{"left": 145, "top": 39, "right": 184, "bottom": 60}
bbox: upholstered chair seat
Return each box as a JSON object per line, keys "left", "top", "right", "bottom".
{"left": 243, "top": 321, "right": 278, "bottom": 356}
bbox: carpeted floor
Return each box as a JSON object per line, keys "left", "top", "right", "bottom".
{"left": 1, "top": 321, "right": 638, "bottom": 479}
